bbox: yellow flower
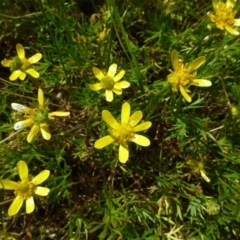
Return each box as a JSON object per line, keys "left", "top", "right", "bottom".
{"left": 187, "top": 159, "right": 210, "bottom": 182}
{"left": 12, "top": 88, "right": 70, "bottom": 143}
{"left": 167, "top": 50, "right": 212, "bottom": 102}
{"left": 89, "top": 63, "right": 130, "bottom": 102}
{"left": 94, "top": 102, "right": 152, "bottom": 163}
{"left": 1, "top": 43, "right": 42, "bottom": 81}
{"left": 0, "top": 160, "right": 50, "bottom": 216}
{"left": 208, "top": 0, "right": 240, "bottom": 35}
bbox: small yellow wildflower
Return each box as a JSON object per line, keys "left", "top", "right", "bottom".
{"left": 0, "top": 160, "right": 50, "bottom": 216}
{"left": 12, "top": 88, "right": 70, "bottom": 143}
{"left": 94, "top": 102, "right": 152, "bottom": 163}
{"left": 187, "top": 159, "right": 210, "bottom": 182}
{"left": 167, "top": 50, "right": 212, "bottom": 102}
{"left": 89, "top": 63, "right": 130, "bottom": 102}
{"left": 231, "top": 105, "right": 240, "bottom": 117}
{"left": 208, "top": 0, "right": 240, "bottom": 35}
{"left": 1, "top": 43, "right": 42, "bottom": 81}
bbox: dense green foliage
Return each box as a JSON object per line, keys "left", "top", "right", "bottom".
{"left": 1, "top": 0, "right": 240, "bottom": 239}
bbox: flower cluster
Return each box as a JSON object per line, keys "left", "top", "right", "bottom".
{"left": 1, "top": 0, "right": 237, "bottom": 216}
{"left": 0, "top": 43, "right": 71, "bottom": 216}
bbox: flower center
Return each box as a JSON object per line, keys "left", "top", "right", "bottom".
{"left": 10, "top": 57, "right": 23, "bottom": 72}
{"left": 21, "top": 58, "right": 31, "bottom": 70}
{"left": 109, "top": 123, "right": 135, "bottom": 144}
{"left": 214, "top": 3, "right": 235, "bottom": 26}
{"left": 15, "top": 178, "right": 35, "bottom": 199}
{"left": 101, "top": 76, "right": 115, "bottom": 90}
{"left": 33, "top": 109, "right": 48, "bottom": 124}
{"left": 177, "top": 68, "right": 194, "bottom": 86}
{"left": 10, "top": 57, "right": 32, "bottom": 72}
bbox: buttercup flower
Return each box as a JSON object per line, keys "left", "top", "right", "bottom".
{"left": 12, "top": 88, "right": 70, "bottom": 143}
{"left": 0, "top": 160, "right": 50, "bottom": 216}
{"left": 89, "top": 63, "right": 130, "bottom": 102}
{"left": 1, "top": 43, "right": 42, "bottom": 81}
{"left": 167, "top": 50, "right": 212, "bottom": 102}
{"left": 94, "top": 102, "right": 152, "bottom": 163}
{"left": 208, "top": 0, "right": 240, "bottom": 35}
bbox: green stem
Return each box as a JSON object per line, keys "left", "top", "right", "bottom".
{"left": 37, "top": 0, "right": 69, "bottom": 82}
{"left": 107, "top": 0, "right": 144, "bottom": 93}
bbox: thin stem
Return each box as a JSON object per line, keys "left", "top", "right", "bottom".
{"left": 0, "top": 129, "right": 24, "bottom": 145}
{"left": 0, "top": 12, "right": 43, "bottom": 19}
{"left": 0, "top": 77, "right": 22, "bottom": 86}
{"left": 0, "top": 198, "right": 15, "bottom": 206}
{"left": 37, "top": 0, "right": 69, "bottom": 82}
{"left": 0, "top": 89, "right": 63, "bottom": 107}
{"left": 219, "top": 76, "right": 231, "bottom": 108}
{"left": 108, "top": 0, "right": 144, "bottom": 93}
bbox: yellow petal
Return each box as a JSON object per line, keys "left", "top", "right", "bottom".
{"left": 8, "top": 196, "right": 24, "bottom": 216}
{"left": 28, "top": 53, "right": 42, "bottom": 64}
{"left": 1, "top": 59, "right": 12, "bottom": 67}
{"left": 234, "top": 19, "right": 240, "bottom": 26}
{"left": 119, "top": 144, "right": 129, "bottom": 163}
{"left": 225, "top": 25, "right": 239, "bottom": 35}
{"left": 35, "top": 186, "right": 50, "bottom": 196}
{"left": 200, "top": 170, "right": 210, "bottom": 182}
{"left": 112, "top": 88, "right": 122, "bottom": 95}
{"left": 0, "top": 179, "right": 17, "bottom": 189}
{"left": 180, "top": 85, "right": 191, "bottom": 102}
{"left": 113, "top": 70, "right": 125, "bottom": 82}
{"left": 26, "top": 68, "right": 40, "bottom": 78}
{"left": 48, "top": 111, "right": 70, "bottom": 117}
{"left": 14, "top": 119, "right": 34, "bottom": 130}
{"left": 226, "top": 0, "right": 234, "bottom": 9}
{"left": 89, "top": 83, "right": 102, "bottom": 91}
{"left": 121, "top": 102, "right": 131, "bottom": 124}
{"left": 94, "top": 135, "right": 115, "bottom": 149}
{"left": 10, "top": 70, "right": 26, "bottom": 81}
{"left": 133, "top": 121, "right": 152, "bottom": 132}
{"left": 11, "top": 103, "right": 35, "bottom": 114}
{"left": 31, "top": 170, "right": 50, "bottom": 185}
{"left": 92, "top": 67, "right": 104, "bottom": 80}
{"left": 26, "top": 196, "right": 35, "bottom": 214}
{"left": 27, "top": 124, "right": 40, "bottom": 143}
{"left": 129, "top": 111, "right": 143, "bottom": 127}
{"left": 17, "top": 161, "right": 28, "bottom": 180}
{"left": 114, "top": 81, "right": 130, "bottom": 89}
{"left": 102, "top": 110, "right": 118, "bottom": 128}
{"left": 192, "top": 79, "right": 212, "bottom": 87}
{"left": 105, "top": 89, "right": 113, "bottom": 102}
{"left": 216, "top": 23, "right": 224, "bottom": 30}
{"left": 40, "top": 123, "right": 51, "bottom": 140}
{"left": 167, "top": 72, "right": 175, "bottom": 84}
{"left": 171, "top": 50, "right": 179, "bottom": 71}
{"left": 19, "top": 71, "right": 27, "bottom": 80}
{"left": 38, "top": 88, "right": 44, "bottom": 107}
{"left": 131, "top": 134, "right": 150, "bottom": 146}
{"left": 107, "top": 63, "right": 117, "bottom": 77}
{"left": 188, "top": 56, "right": 206, "bottom": 72}
{"left": 212, "top": 0, "right": 219, "bottom": 11}
{"left": 171, "top": 82, "right": 179, "bottom": 92}
{"left": 208, "top": 12, "right": 216, "bottom": 23}
{"left": 16, "top": 43, "right": 25, "bottom": 60}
